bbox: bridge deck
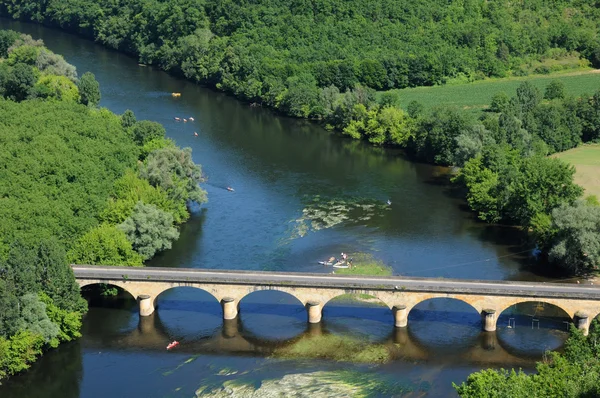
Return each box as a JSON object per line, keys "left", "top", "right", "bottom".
{"left": 72, "top": 265, "right": 600, "bottom": 300}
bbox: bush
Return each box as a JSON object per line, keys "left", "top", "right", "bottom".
{"left": 119, "top": 201, "right": 179, "bottom": 260}
{"left": 67, "top": 224, "right": 143, "bottom": 266}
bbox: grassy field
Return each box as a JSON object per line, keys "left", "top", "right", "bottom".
{"left": 554, "top": 144, "right": 600, "bottom": 199}
{"left": 391, "top": 69, "right": 600, "bottom": 112}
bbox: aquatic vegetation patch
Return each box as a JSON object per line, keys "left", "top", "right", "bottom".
{"left": 195, "top": 369, "right": 411, "bottom": 397}
{"left": 334, "top": 253, "right": 393, "bottom": 276}
{"left": 272, "top": 334, "right": 391, "bottom": 363}
{"left": 290, "top": 195, "right": 390, "bottom": 238}
{"left": 328, "top": 293, "right": 389, "bottom": 307}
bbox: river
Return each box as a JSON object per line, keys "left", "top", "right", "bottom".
{"left": 0, "top": 19, "right": 574, "bottom": 397}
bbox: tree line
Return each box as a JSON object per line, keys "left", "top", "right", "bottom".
{"left": 455, "top": 320, "right": 600, "bottom": 397}
{"left": 0, "top": 30, "right": 206, "bottom": 382}
{"left": 2, "top": 0, "right": 600, "bottom": 115}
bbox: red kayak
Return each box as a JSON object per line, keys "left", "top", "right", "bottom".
{"left": 166, "top": 341, "right": 179, "bottom": 350}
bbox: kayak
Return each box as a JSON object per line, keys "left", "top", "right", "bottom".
{"left": 166, "top": 341, "right": 179, "bottom": 350}
{"left": 333, "top": 263, "right": 349, "bottom": 269}
{"left": 318, "top": 261, "right": 334, "bottom": 265}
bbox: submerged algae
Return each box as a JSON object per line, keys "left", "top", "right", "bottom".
{"left": 196, "top": 369, "right": 410, "bottom": 398}
{"left": 272, "top": 334, "right": 391, "bottom": 363}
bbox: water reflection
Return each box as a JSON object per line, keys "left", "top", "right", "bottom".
{"left": 76, "top": 300, "right": 566, "bottom": 367}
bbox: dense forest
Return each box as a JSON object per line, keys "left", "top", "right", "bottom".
{"left": 455, "top": 320, "right": 600, "bottom": 397}
{"left": 0, "top": 30, "right": 206, "bottom": 382}
{"left": 1, "top": 0, "right": 600, "bottom": 114}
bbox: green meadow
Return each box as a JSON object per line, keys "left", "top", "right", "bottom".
{"left": 392, "top": 70, "right": 600, "bottom": 112}
{"left": 554, "top": 144, "right": 600, "bottom": 199}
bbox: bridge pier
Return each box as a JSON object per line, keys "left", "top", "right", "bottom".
{"left": 306, "top": 301, "right": 322, "bottom": 323}
{"left": 393, "top": 305, "right": 408, "bottom": 328}
{"left": 575, "top": 312, "right": 590, "bottom": 336}
{"left": 222, "top": 318, "right": 240, "bottom": 338}
{"left": 481, "top": 309, "right": 497, "bottom": 332}
{"left": 480, "top": 331, "right": 499, "bottom": 350}
{"left": 307, "top": 322, "right": 324, "bottom": 337}
{"left": 137, "top": 313, "right": 155, "bottom": 333}
{"left": 138, "top": 294, "right": 154, "bottom": 316}
{"left": 222, "top": 297, "right": 238, "bottom": 320}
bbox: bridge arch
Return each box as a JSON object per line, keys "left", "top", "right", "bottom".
{"left": 78, "top": 280, "right": 138, "bottom": 302}
{"left": 153, "top": 286, "right": 220, "bottom": 309}
{"left": 496, "top": 299, "right": 573, "bottom": 322}
{"left": 238, "top": 290, "right": 307, "bottom": 341}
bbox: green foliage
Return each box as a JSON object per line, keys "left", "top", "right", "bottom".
{"left": 489, "top": 92, "right": 509, "bottom": 113}
{"left": 77, "top": 71, "right": 100, "bottom": 106}
{"left": 140, "top": 137, "right": 176, "bottom": 160}
{"left": 39, "top": 293, "right": 82, "bottom": 343}
{"left": 548, "top": 200, "right": 600, "bottom": 274}
{"left": 4, "top": 63, "right": 37, "bottom": 101}
{"left": 15, "top": 294, "right": 60, "bottom": 347}
{"left": 121, "top": 109, "right": 136, "bottom": 128}
{"left": 32, "top": 74, "right": 79, "bottom": 102}
{"left": 455, "top": 321, "right": 600, "bottom": 397}
{"left": 132, "top": 120, "right": 165, "bottom": 146}
{"left": 0, "top": 100, "right": 138, "bottom": 249}
{"left": 140, "top": 147, "right": 207, "bottom": 204}
{"left": 0, "top": 30, "right": 19, "bottom": 57}
{"left": 34, "top": 239, "right": 87, "bottom": 313}
{"left": 455, "top": 147, "right": 583, "bottom": 226}
{"left": 544, "top": 80, "right": 566, "bottom": 100}
{"left": 67, "top": 224, "right": 143, "bottom": 266}
{"left": 7, "top": 45, "right": 40, "bottom": 66}
{"left": 119, "top": 201, "right": 180, "bottom": 260}
{"left": 412, "top": 106, "right": 473, "bottom": 164}
{"left": 35, "top": 48, "right": 77, "bottom": 81}
{"left": 0, "top": 330, "right": 45, "bottom": 379}
{"left": 101, "top": 169, "right": 188, "bottom": 224}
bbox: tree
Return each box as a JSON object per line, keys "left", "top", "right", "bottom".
{"left": 77, "top": 71, "right": 100, "bottom": 106}
{"left": 67, "top": 224, "right": 143, "bottom": 266}
{"left": 407, "top": 101, "right": 424, "bottom": 118}
{"left": 35, "top": 48, "right": 77, "bottom": 81}
{"left": 548, "top": 200, "right": 600, "bottom": 274}
{"left": 101, "top": 169, "right": 187, "bottom": 224}
{"left": 489, "top": 91, "right": 509, "bottom": 113}
{"left": 4, "top": 63, "right": 37, "bottom": 101}
{"left": 378, "top": 91, "right": 400, "bottom": 108}
{"left": 121, "top": 109, "right": 136, "bottom": 128}
{"left": 35, "top": 239, "right": 86, "bottom": 313}
{"left": 455, "top": 321, "right": 600, "bottom": 397}
{"left": 31, "top": 75, "right": 79, "bottom": 102}
{"left": 0, "top": 278, "right": 20, "bottom": 338}
{"left": 16, "top": 293, "right": 60, "bottom": 346}
{"left": 544, "top": 80, "right": 565, "bottom": 100}
{"left": 0, "top": 30, "right": 19, "bottom": 58}
{"left": 515, "top": 81, "right": 541, "bottom": 115}
{"left": 140, "top": 147, "right": 207, "bottom": 204}
{"left": 453, "top": 124, "right": 495, "bottom": 166}
{"left": 118, "top": 201, "right": 180, "bottom": 260}
{"left": 132, "top": 120, "right": 165, "bottom": 146}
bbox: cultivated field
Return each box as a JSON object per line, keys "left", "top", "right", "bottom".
{"left": 394, "top": 70, "right": 600, "bottom": 112}
{"left": 554, "top": 144, "right": 600, "bottom": 199}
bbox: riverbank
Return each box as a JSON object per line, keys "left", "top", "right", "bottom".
{"left": 0, "top": 30, "right": 207, "bottom": 383}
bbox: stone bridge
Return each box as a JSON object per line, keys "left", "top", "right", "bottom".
{"left": 73, "top": 265, "right": 600, "bottom": 335}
